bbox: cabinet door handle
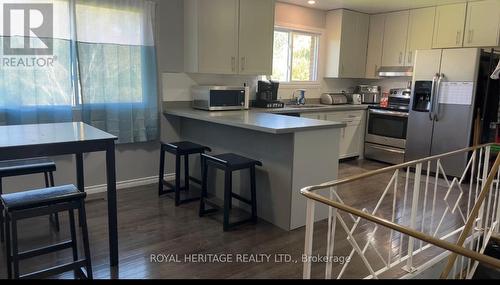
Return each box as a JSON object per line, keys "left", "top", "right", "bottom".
{"left": 399, "top": 52, "right": 403, "bottom": 64}
{"left": 374, "top": 64, "right": 378, "bottom": 77}
{"left": 231, "top": 57, "right": 236, "bottom": 72}
{"left": 408, "top": 51, "right": 413, "bottom": 65}
{"left": 241, "top": 57, "right": 246, "bottom": 72}
{"left": 456, "top": 31, "right": 461, "bottom": 45}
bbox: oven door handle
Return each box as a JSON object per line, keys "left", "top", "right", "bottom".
{"left": 367, "top": 144, "right": 406, "bottom": 154}
{"left": 369, "top": 109, "right": 409, "bottom": 117}
{"left": 429, "top": 73, "right": 439, "bottom": 121}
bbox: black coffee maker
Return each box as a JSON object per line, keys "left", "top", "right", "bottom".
{"left": 254, "top": 80, "right": 285, "bottom": 108}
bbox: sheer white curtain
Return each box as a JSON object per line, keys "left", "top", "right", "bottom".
{"left": 76, "top": 0, "right": 159, "bottom": 143}
{"left": 0, "top": 0, "right": 74, "bottom": 125}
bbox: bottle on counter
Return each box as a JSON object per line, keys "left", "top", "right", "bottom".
{"left": 380, "top": 92, "right": 389, "bottom": 108}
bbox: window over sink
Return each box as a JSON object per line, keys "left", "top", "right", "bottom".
{"left": 271, "top": 28, "right": 320, "bottom": 83}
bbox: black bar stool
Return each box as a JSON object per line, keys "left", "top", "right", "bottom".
{"left": 0, "top": 158, "right": 60, "bottom": 243}
{"left": 158, "top": 141, "right": 211, "bottom": 206}
{"left": 199, "top": 153, "right": 262, "bottom": 231}
{"left": 1, "top": 184, "right": 92, "bottom": 279}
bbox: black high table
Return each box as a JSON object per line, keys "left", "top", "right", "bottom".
{"left": 0, "top": 122, "right": 119, "bottom": 267}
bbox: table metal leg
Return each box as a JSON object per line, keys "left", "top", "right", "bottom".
{"left": 106, "top": 142, "right": 118, "bottom": 267}
{"left": 76, "top": 153, "right": 85, "bottom": 226}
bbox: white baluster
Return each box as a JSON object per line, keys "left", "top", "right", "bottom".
{"left": 303, "top": 199, "right": 315, "bottom": 279}
{"left": 403, "top": 163, "right": 422, "bottom": 273}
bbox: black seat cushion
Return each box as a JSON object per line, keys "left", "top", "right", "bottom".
{"left": 203, "top": 153, "right": 262, "bottom": 170}
{"left": 0, "top": 157, "right": 56, "bottom": 178}
{"left": 162, "top": 141, "right": 211, "bottom": 155}
{"left": 1, "top": 185, "right": 85, "bottom": 211}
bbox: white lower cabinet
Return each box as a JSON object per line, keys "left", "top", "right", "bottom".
{"left": 301, "top": 113, "right": 323, "bottom": 120}
{"left": 301, "top": 110, "right": 366, "bottom": 159}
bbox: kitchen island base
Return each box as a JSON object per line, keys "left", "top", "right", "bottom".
{"left": 165, "top": 114, "right": 341, "bottom": 231}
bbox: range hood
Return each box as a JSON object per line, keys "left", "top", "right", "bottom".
{"left": 377, "top": 66, "right": 413, "bottom": 77}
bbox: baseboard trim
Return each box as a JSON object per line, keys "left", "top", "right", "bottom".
{"left": 85, "top": 173, "right": 175, "bottom": 195}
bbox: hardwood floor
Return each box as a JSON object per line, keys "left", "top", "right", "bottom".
{"left": 0, "top": 159, "right": 468, "bottom": 279}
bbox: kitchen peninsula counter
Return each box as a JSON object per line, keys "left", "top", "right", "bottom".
{"left": 163, "top": 104, "right": 344, "bottom": 230}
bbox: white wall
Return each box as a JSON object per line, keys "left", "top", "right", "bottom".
{"left": 275, "top": 1, "right": 326, "bottom": 30}
{"left": 162, "top": 73, "right": 259, "bottom": 102}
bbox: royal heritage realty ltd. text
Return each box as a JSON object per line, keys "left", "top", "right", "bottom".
{"left": 150, "top": 253, "right": 350, "bottom": 265}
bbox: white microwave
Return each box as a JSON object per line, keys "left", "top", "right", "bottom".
{"left": 192, "top": 86, "right": 250, "bottom": 111}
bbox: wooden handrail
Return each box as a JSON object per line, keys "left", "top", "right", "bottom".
{"left": 302, "top": 143, "right": 497, "bottom": 193}
{"left": 440, "top": 151, "right": 500, "bottom": 278}
{"left": 301, "top": 189, "right": 500, "bottom": 270}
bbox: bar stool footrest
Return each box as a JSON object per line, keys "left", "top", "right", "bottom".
{"left": 231, "top": 193, "right": 252, "bottom": 205}
{"left": 18, "top": 240, "right": 73, "bottom": 260}
{"left": 199, "top": 198, "right": 220, "bottom": 216}
{"left": 20, "top": 260, "right": 89, "bottom": 280}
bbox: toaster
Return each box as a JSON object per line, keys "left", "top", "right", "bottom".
{"left": 320, "top": 93, "right": 348, "bottom": 105}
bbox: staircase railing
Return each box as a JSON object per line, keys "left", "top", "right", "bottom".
{"left": 301, "top": 143, "right": 500, "bottom": 279}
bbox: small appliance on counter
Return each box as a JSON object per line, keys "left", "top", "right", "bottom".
{"left": 192, "top": 85, "right": 250, "bottom": 111}
{"left": 254, "top": 80, "right": 285, "bottom": 109}
{"left": 346, "top": 93, "right": 362, "bottom": 105}
{"left": 355, "top": 85, "right": 381, "bottom": 104}
{"left": 320, "top": 92, "right": 348, "bottom": 105}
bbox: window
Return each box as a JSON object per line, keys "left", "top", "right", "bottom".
{"left": 271, "top": 29, "right": 319, "bottom": 83}
{"left": 0, "top": 0, "right": 154, "bottom": 107}
{"left": 75, "top": 3, "right": 148, "bottom": 104}
{"left": 0, "top": 0, "right": 74, "bottom": 108}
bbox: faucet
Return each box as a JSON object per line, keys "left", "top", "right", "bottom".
{"left": 292, "top": 89, "right": 306, "bottom": 105}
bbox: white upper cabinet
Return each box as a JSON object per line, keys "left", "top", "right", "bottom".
{"left": 405, "top": 7, "right": 435, "bottom": 66}
{"left": 238, "top": 0, "right": 275, "bottom": 75}
{"left": 196, "top": 0, "right": 238, "bottom": 74}
{"left": 365, "top": 14, "right": 385, "bottom": 78}
{"left": 381, "top": 10, "right": 409, "bottom": 67}
{"left": 464, "top": 0, "right": 500, "bottom": 47}
{"left": 325, "top": 9, "right": 369, "bottom": 78}
{"left": 184, "top": 0, "right": 275, "bottom": 75}
{"left": 432, "top": 3, "right": 467, "bottom": 48}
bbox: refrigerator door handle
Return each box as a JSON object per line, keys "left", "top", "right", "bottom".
{"left": 434, "top": 73, "right": 445, "bottom": 121}
{"left": 429, "top": 74, "right": 439, "bottom": 121}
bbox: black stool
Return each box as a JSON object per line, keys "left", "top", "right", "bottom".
{"left": 199, "top": 153, "right": 262, "bottom": 231}
{"left": 0, "top": 158, "right": 60, "bottom": 244}
{"left": 159, "top": 142, "right": 211, "bottom": 206}
{"left": 1, "top": 185, "right": 92, "bottom": 279}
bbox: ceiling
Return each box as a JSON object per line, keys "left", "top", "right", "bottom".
{"left": 279, "top": 0, "right": 471, "bottom": 13}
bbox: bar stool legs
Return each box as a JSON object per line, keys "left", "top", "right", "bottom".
{"left": 158, "top": 146, "right": 166, "bottom": 197}
{"left": 3, "top": 199, "right": 93, "bottom": 279}
{"left": 11, "top": 218, "right": 19, "bottom": 279}
{"left": 158, "top": 142, "right": 211, "bottom": 206}
{"left": 199, "top": 153, "right": 261, "bottom": 232}
{"left": 45, "top": 172, "right": 60, "bottom": 232}
{"left": 250, "top": 166, "right": 258, "bottom": 223}
{"left": 223, "top": 171, "right": 232, "bottom": 232}
{"left": 5, "top": 213, "right": 12, "bottom": 279}
{"left": 79, "top": 202, "right": 93, "bottom": 279}
{"left": 175, "top": 154, "right": 181, "bottom": 206}
{"left": 0, "top": 178, "right": 4, "bottom": 243}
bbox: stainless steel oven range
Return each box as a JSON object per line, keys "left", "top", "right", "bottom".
{"left": 365, "top": 88, "right": 411, "bottom": 165}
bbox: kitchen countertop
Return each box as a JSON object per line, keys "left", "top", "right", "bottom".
{"left": 163, "top": 106, "right": 349, "bottom": 134}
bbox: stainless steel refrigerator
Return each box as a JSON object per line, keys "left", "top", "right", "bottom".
{"left": 406, "top": 48, "right": 481, "bottom": 177}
